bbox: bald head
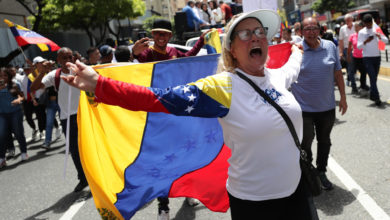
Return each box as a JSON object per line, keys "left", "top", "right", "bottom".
{"left": 57, "top": 47, "right": 73, "bottom": 73}
{"left": 302, "top": 17, "right": 319, "bottom": 28}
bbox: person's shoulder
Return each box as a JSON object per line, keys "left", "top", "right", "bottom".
{"left": 47, "top": 69, "right": 57, "bottom": 77}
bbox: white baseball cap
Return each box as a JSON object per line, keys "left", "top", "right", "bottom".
{"left": 33, "top": 56, "right": 47, "bottom": 64}
{"left": 225, "top": 9, "right": 281, "bottom": 50}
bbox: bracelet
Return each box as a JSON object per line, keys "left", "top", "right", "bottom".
{"left": 132, "top": 50, "right": 138, "bottom": 59}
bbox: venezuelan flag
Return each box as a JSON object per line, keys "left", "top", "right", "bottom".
{"left": 204, "top": 29, "right": 222, "bottom": 54}
{"left": 78, "top": 54, "right": 230, "bottom": 219}
{"left": 3, "top": 19, "right": 60, "bottom": 52}
{"left": 78, "top": 44, "right": 292, "bottom": 219}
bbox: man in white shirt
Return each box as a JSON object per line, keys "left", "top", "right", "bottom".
{"left": 339, "top": 14, "right": 355, "bottom": 90}
{"left": 30, "top": 47, "right": 88, "bottom": 192}
{"left": 357, "top": 14, "right": 389, "bottom": 106}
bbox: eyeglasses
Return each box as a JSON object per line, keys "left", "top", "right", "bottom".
{"left": 303, "top": 26, "right": 320, "bottom": 32}
{"left": 233, "top": 27, "right": 268, "bottom": 41}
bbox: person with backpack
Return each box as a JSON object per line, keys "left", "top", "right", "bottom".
{"left": 30, "top": 47, "right": 88, "bottom": 193}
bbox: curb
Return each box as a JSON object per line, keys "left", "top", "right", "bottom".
{"left": 379, "top": 66, "right": 390, "bottom": 77}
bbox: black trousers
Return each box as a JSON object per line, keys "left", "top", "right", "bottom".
{"left": 228, "top": 176, "right": 318, "bottom": 220}
{"left": 60, "top": 114, "right": 87, "bottom": 182}
{"left": 22, "top": 101, "right": 36, "bottom": 130}
{"left": 301, "top": 109, "right": 335, "bottom": 172}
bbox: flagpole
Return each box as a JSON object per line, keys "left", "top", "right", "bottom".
{"left": 18, "top": 46, "right": 29, "bottom": 62}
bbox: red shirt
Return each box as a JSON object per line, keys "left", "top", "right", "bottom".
{"left": 220, "top": 3, "right": 232, "bottom": 21}
{"left": 137, "top": 37, "right": 205, "bottom": 63}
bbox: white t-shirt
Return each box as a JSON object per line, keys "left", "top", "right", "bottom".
{"left": 42, "top": 69, "right": 80, "bottom": 119}
{"left": 357, "top": 27, "right": 389, "bottom": 57}
{"left": 14, "top": 73, "right": 44, "bottom": 99}
{"left": 339, "top": 24, "right": 355, "bottom": 49}
{"left": 219, "top": 51, "right": 303, "bottom": 201}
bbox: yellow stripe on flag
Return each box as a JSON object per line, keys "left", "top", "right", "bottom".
{"left": 37, "top": 43, "right": 49, "bottom": 51}
{"left": 78, "top": 62, "right": 156, "bottom": 219}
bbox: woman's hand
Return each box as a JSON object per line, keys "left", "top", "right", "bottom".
{"left": 11, "top": 97, "right": 23, "bottom": 106}
{"left": 291, "top": 43, "right": 303, "bottom": 54}
{"left": 63, "top": 60, "right": 99, "bottom": 93}
{"left": 200, "top": 29, "right": 213, "bottom": 38}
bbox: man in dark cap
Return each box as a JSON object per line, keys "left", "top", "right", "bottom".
{"left": 132, "top": 19, "right": 211, "bottom": 63}
{"left": 132, "top": 19, "right": 210, "bottom": 220}
{"left": 99, "top": 45, "right": 114, "bottom": 64}
{"left": 357, "top": 13, "right": 389, "bottom": 106}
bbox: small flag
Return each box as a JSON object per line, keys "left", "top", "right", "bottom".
{"left": 204, "top": 29, "right": 222, "bottom": 54}
{"left": 4, "top": 19, "right": 60, "bottom": 52}
{"left": 373, "top": 20, "right": 386, "bottom": 51}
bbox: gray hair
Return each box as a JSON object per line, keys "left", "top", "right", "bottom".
{"left": 344, "top": 14, "right": 353, "bottom": 21}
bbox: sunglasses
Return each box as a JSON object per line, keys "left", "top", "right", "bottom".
{"left": 233, "top": 27, "right": 268, "bottom": 41}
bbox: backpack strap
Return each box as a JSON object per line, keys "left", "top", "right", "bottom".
{"left": 55, "top": 68, "right": 61, "bottom": 91}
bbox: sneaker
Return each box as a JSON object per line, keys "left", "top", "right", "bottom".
{"left": 157, "top": 210, "right": 169, "bottom": 220}
{"left": 0, "top": 158, "right": 6, "bottom": 169}
{"left": 32, "top": 129, "right": 39, "bottom": 141}
{"left": 21, "top": 153, "right": 29, "bottom": 161}
{"left": 375, "top": 100, "right": 382, "bottom": 106}
{"left": 42, "top": 143, "right": 51, "bottom": 150}
{"left": 351, "top": 88, "right": 358, "bottom": 94}
{"left": 318, "top": 172, "right": 333, "bottom": 191}
{"left": 39, "top": 131, "right": 45, "bottom": 140}
{"left": 55, "top": 127, "right": 62, "bottom": 140}
{"left": 74, "top": 180, "right": 89, "bottom": 192}
{"left": 186, "top": 197, "right": 200, "bottom": 207}
{"left": 7, "top": 149, "right": 15, "bottom": 157}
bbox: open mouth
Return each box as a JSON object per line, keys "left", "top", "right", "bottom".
{"left": 249, "top": 47, "right": 262, "bottom": 57}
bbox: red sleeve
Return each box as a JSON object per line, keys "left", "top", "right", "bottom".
{"left": 94, "top": 75, "right": 169, "bottom": 113}
{"left": 177, "top": 36, "right": 205, "bottom": 58}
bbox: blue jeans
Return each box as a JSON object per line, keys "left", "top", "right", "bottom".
{"left": 301, "top": 109, "right": 335, "bottom": 172}
{"left": 0, "top": 110, "right": 27, "bottom": 158}
{"left": 363, "top": 56, "right": 381, "bottom": 100}
{"left": 45, "top": 100, "right": 60, "bottom": 145}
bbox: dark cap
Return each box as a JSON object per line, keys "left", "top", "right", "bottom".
{"left": 363, "top": 14, "right": 373, "bottom": 23}
{"left": 152, "top": 19, "right": 172, "bottom": 33}
{"left": 99, "top": 45, "right": 113, "bottom": 57}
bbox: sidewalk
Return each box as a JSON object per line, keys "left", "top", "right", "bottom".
{"left": 379, "top": 44, "right": 390, "bottom": 76}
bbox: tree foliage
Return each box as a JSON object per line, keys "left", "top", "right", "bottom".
{"left": 311, "top": 0, "right": 356, "bottom": 14}
{"left": 30, "top": 0, "right": 146, "bottom": 45}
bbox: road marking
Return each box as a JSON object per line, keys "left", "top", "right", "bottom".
{"left": 378, "top": 76, "right": 390, "bottom": 82}
{"left": 328, "top": 156, "right": 390, "bottom": 220}
{"left": 59, "top": 199, "right": 86, "bottom": 220}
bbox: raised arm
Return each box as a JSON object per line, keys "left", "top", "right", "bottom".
{"left": 63, "top": 60, "right": 231, "bottom": 118}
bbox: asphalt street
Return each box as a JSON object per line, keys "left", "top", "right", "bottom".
{"left": 0, "top": 74, "right": 390, "bottom": 220}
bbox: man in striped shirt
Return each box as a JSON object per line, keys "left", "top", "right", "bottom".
{"left": 291, "top": 17, "right": 348, "bottom": 191}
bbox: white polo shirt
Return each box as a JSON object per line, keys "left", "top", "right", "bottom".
{"left": 339, "top": 24, "right": 355, "bottom": 49}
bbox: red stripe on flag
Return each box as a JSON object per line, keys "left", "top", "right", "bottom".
{"left": 266, "top": 42, "right": 292, "bottom": 69}
{"left": 169, "top": 145, "right": 231, "bottom": 212}
{"left": 15, "top": 36, "right": 60, "bottom": 51}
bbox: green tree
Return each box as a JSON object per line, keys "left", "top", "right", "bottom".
{"left": 312, "top": 0, "right": 355, "bottom": 14}
{"left": 33, "top": 0, "right": 146, "bottom": 46}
